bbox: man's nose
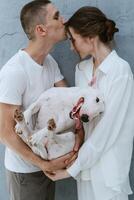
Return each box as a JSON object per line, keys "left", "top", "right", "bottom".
{"left": 60, "top": 16, "right": 65, "bottom": 24}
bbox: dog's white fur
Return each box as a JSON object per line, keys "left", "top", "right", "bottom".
{"left": 14, "top": 87, "right": 104, "bottom": 160}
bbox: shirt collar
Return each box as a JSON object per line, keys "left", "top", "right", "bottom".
{"left": 97, "top": 50, "right": 118, "bottom": 74}
{"left": 78, "top": 50, "right": 118, "bottom": 75}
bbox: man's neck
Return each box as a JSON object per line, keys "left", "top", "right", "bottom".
{"left": 24, "top": 40, "right": 54, "bottom": 66}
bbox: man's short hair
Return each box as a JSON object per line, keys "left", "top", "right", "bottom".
{"left": 20, "top": 0, "right": 51, "bottom": 40}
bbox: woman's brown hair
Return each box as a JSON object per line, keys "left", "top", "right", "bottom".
{"left": 66, "top": 6, "right": 119, "bottom": 43}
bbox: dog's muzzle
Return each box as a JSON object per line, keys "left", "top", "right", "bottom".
{"left": 80, "top": 114, "right": 89, "bottom": 123}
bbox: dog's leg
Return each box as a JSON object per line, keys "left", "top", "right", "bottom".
{"left": 14, "top": 109, "right": 32, "bottom": 143}
{"left": 14, "top": 109, "right": 48, "bottom": 159}
{"left": 53, "top": 111, "right": 74, "bottom": 133}
{"left": 24, "top": 102, "right": 40, "bottom": 126}
{"left": 29, "top": 127, "right": 49, "bottom": 146}
{"left": 32, "top": 144, "right": 48, "bottom": 160}
{"left": 29, "top": 118, "right": 56, "bottom": 146}
{"left": 46, "top": 118, "right": 75, "bottom": 160}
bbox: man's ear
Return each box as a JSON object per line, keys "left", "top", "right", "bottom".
{"left": 35, "top": 24, "right": 47, "bottom": 37}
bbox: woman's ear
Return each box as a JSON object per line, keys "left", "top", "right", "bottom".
{"left": 86, "top": 37, "right": 94, "bottom": 44}
{"left": 35, "top": 24, "right": 47, "bottom": 37}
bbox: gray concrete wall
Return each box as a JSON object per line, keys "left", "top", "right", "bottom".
{"left": 0, "top": 0, "right": 134, "bottom": 200}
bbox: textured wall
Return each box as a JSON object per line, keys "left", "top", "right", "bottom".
{"left": 0, "top": 0, "right": 134, "bottom": 200}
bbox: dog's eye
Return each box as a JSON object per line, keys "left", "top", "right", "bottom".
{"left": 96, "top": 97, "right": 100, "bottom": 103}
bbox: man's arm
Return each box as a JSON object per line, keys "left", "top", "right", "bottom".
{"left": 0, "top": 103, "right": 73, "bottom": 172}
{"left": 54, "top": 79, "right": 68, "bottom": 87}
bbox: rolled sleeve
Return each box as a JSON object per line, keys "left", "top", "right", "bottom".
{"left": 67, "top": 158, "right": 81, "bottom": 178}
{"left": 0, "top": 69, "right": 26, "bottom": 105}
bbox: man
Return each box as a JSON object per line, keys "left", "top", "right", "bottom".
{"left": 0, "top": 1, "right": 83, "bottom": 199}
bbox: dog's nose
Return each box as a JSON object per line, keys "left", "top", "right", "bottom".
{"left": 81, "top": 114, "right": 89, "bottom": 122}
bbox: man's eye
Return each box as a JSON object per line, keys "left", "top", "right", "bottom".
{"left": 53, "top": 12, "right": 60, "bottom": 20}
{"left": 68, "top": 37, "right": 75, "bottom": 43}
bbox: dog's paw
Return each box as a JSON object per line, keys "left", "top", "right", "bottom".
{"left": 29, "top": 131, "right": 47, "bottom": 147}
{"left": 15, "top": 124, "right": 23, "bottom": 135}
{"left": 14, "top": 109, "right": 24, "bottom": 122}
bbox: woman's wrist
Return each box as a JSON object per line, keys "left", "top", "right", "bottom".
{"left": 65, "top": 170, "right": 71, "bottom": 178}
{"left": 66, "top": 158, "right": 81, "bottom": 178}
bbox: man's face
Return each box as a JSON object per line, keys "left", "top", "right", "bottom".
{"left": 45, "top": 4, "right": 66, "bottom": 43}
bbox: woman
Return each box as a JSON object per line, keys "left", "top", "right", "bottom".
{"left": 45, "top": 7, "right": 134, "bottom": 200}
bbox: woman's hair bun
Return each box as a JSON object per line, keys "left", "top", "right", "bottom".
{"left": 105, "top": 19, "right": 119, "bottom": 41}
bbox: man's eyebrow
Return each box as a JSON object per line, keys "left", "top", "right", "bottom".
{"left": 53, "top": 11, "right": 60, "bottom": 17}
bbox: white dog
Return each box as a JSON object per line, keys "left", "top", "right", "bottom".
{"left": 14, "top": 86, "right": 104, "bottom": 160}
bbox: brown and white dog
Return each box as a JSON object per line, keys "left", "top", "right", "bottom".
{"left": 14, "top": 86, "right": 104, "bottom": 160}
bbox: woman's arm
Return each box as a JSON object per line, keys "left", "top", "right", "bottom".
{"left": 67, "top": 75, "right": 134, "bottom": 178}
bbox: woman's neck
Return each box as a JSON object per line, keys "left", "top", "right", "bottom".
{"left": 92, "top": 42, "right": 112, "bottom": 76}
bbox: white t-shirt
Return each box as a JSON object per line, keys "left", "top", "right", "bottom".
{"left": 0, "top": 50, "right": 64, "bottom": 173}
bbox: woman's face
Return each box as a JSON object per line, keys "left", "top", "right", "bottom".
{"left": 68, "top": 27, "right": 94, "bottom": 59}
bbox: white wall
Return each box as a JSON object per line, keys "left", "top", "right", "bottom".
{"left": 0, "top": 1, "right": 134, "bottom": 200}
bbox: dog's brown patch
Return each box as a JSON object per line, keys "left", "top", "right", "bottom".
{"left": 47, "top": 119, "right": 56, "bottom": 131}
{"left": 14, "top": 109, "right": 24, "bottom": 122}
{"left": 28, "top": 136, "right": 37, "bottom": 147}
{"left": 17, "top": 130, "right": 23, "bottom": 135}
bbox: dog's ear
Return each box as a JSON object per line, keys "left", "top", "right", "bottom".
{"left": 69, "top": 97, "right": 85, "bottom": 119}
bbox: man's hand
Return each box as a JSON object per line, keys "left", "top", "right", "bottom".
{"left": 45, "top": 169, "right": 70, "bottom": 181}
{"left": 40, "top": 151, "right": 75, "bottom": 173}
{"left": 63, "top": 127, "right": 85, "bottom": 168}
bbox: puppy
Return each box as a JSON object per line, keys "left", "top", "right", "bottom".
{"left": 14, "top": 86, "right": 104, "bottom": 160}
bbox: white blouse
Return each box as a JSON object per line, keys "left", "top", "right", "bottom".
{"left": 67, "top": 50, "right": 134, "bottom": 193}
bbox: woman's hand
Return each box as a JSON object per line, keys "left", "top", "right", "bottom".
{"left": 45, "top": 169, "right": 71, "bottom": 181}
{"left": 63, "top": 127, "right": 85, "bottom": 168}
{"left": 73, "top": 126, "right": 85, "bottom": 152}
